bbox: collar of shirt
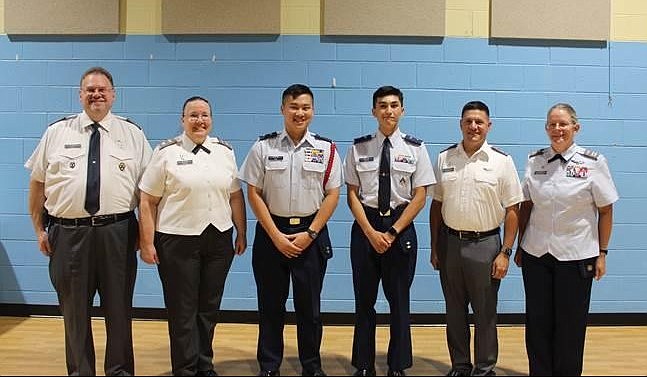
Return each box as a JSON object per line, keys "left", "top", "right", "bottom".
{"left": 80, "top": 111, "right": 113, "bottom": 133}
{"left": 547, "top": 143, "right": 578, "bottom": 162}
{"left": 278, "top": 129, "right": 315, "bottom": 150}
{"left": 180, "top": 132, "right": 212, "bottom": 153}
{"left": 376, "top": 128, "right": 402, "bottom": 148}
{"left": 455, "top": 140, "right": 491, "bottom": 162}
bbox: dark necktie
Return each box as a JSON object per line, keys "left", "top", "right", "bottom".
{"left": 84, "top": 123, "right": 101, "bottom": 215}
{"left": 378, "top": 137, "right": 391, "bottom": 215}
{"left": 548, "top": 153, "right": 566, "bottom": 163}
{"left": 192, "top": 144, "right": 211, "bottom": 154}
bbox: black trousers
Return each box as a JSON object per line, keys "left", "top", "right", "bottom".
{"left": 155, "top": 225, "right": 235, "bottom": 376}
{"left": 48, "top": 214, "right": 137, "bottom": 376}
{"left": 350, "top": 206, "right": 417, "bottom": 371}
{"left": 252, "top": 216, "right": 331, "bottom": 373}
{"left": 521, "top": 251, "right": 595, "bottom": 376}
{"left": 438, "top": 226, "right": 501, "bottom": 376}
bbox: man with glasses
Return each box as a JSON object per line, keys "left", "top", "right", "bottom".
{"left": 26, "top": 66, "right": 152, "bottom": 376}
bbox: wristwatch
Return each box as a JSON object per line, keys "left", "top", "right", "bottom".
{"left": 306, "top": 228, "right": 318, "bottom": 240}
{"left": 387, "top": 226, "right": 399, "bottom": 237}
{"left": 500, "top": 246, "right": 513, "bottom": 257}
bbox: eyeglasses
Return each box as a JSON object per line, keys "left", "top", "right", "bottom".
{"left": 546, "top": 122, "right": 574, "bottom": 130}
{"left": 185, "top": 114, "right": 211, "bottom": 122}
{"left": 82, "top": 87, "right": 113, "bottom": 95}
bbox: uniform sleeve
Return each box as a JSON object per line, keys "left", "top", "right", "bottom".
{"left": 25, "top": 129, "right": 50, "bottom": 182}
{"left": 138, "top": 148, "right": 166, "bottom": 197}
{"left": 521, "top": 158, "right": 533, "bottom": 202}
{"left": 324, "top": 146, "right": 344, "bottom": 190}
{"left": 229, "top": 151, "right": 242, "bottom": 193}
{"left": 591, "top": 155, "right": 619, "bottom": 207}
{"left": 432, "top": 153, "right": 444, "bottom": 201}
{"left": 500, "top": 155, "right": 524, "bottom": 208}
{"left": 238, "top": 140, "right": 265, "bottom": 187}
{"left": 412, "top": 143, "right": 436, "bottom": 189}
{"left": 343, "top": 145, "right": 360, "bottom": 186}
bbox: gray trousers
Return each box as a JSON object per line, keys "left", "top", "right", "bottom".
{"left": 438, "top": 227, "right": 501, "bottom": 375}
{"left": 48, "top": 216, "right": 137, "bottom": 376}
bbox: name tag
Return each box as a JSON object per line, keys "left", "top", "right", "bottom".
{"left": 534, "top": 170, "right": 547, "bottom": 175}
{"left": 177, "top": 160, "right": 193, "bottom": 165}
{"left": 442, "top": 167, "right": 455, "bottom": 173}
{"left": 359, "top": 156, "right": 374, "bottom": 162}
{"left": 64, "top": 143, "right": 82, "bottom": 149}
{"left": 268, "top": 156, "right": 283, "bottom": 161}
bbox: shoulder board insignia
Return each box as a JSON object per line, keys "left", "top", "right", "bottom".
{"left": 491, "top": 146, "right": 509, "bottom": 156}
{"left": 353, "top": 134, "right": 373, "bottom": 145}
{"left": 259, "top": 131, "right": 279, "bottom": 141}
{"left": 158, "top": 138, "right": 179, "bottom": 150}
{"left": 529, "top": 148, "right": 546, "bottom": 158}
{"left": 441, "top": 143, "right": 458, "bottom": 153}
{"left": 215, "top": 138, "right": 232, "bottom": 150}
{"left": 48, "top": 114, "right": 78, "bottom": 127}
{"left": 313, "top": 134, "right": 333, "bottom": 144}
{"left": 579, "top": 149, "right": 599, "bottom": 161}
{"left": 115, "top": 115, "right": 142, "bottom": 130}
{"left": 403, "top": 134, "right": 422, "bottom": 146}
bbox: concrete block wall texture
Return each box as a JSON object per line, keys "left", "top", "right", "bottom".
{"left": 0, "top": 1, "right": 646, "bottom": 313}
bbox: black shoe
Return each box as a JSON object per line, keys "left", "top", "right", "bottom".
{"left": 387, "top": 370, "right": 406, "bottom": 376}
{"left": 353, "top": 369, "right": 376, "bottom": 376}
{"left": 258, "top": 371, "right": 280, "bottom": 376}
{"left": 446, "top": 369, "right": 471, "bottom": 376}
{"left": 196, "top": 370, "right": 218, "bottom": 376}
{"left": 302, "top": 368, "right": 327, "bottom": 376}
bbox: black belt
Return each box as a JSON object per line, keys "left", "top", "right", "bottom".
{"left": 49, "top": 211, "right": 134, "bottom": 227}
{"left": 446, "top": 226, "right": 499, "bottom": 240}
{"left": 271, "top": 213, "right": 316, "bottom": 230}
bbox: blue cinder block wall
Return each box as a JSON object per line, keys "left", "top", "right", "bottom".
{"left": 0, "top": 35, "right": 645, "bottom": 313}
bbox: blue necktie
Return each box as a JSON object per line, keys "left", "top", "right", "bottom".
{"left": 378, "top": 137, "right": 391, "bottom": 215}
{"left": 84, "top": 123, "right": 101, "bottom": 215}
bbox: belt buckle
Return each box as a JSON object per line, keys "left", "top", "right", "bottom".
{"left": 289, "top": 217, "right": 301, "bottom": 226}
{"left": 90, "top": 216, "right": 101, "bottom": 226}
{"left": 379, "top": 209, "right": 391, "bottom": 217}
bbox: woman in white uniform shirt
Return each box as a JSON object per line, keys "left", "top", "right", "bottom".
{"left": 139, "top": 96, "right": 247, "bottom": 376}
{"left": 516, "top": 103, "right": 618, "bottom": 376}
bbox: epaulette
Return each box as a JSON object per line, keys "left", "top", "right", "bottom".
{"left": 403, "top": 134, "right": 422, "bottom": 146}
{"left": 313, "top": 134, "right": 333, "bottom": 144}
{"left": 157, "top": 138, "right": 179, "bottom": 150}
{"left": 115, "top": 115, "right": 142, "bottom": 130}
{"left": 529, "top": 148, "right": 546, "bottom": 158}
{"left": 441, "top": 143, "right": 458, "bottom": 153}
{"left": 491, "top": 146, "right": 509, "bottom": 156}
{"left": 353, "top": 134, "right": 373, "bottom": 145}
{"left": 578, "top": 148, "right": 599, "bottom": 161}
{"left": 215, "top": 138, "right": 232, "bottom": 150}
{"left": 259, "top": 131, "right": 279, "bottom": 141}
{"left": 48, "top": 114, "right": 78, "bottom": 127}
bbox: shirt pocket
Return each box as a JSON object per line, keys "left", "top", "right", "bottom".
{"left": 356, "top": 159, "right": 379, "bottom": 195}
{"left": 392, "top": 161, "right": 416, "bottom": 192}
{"left": 303, "top": 160, "right": 326, "bottom": 189}
{"left": 108, "top": 149, "right": 135, "bottom": 176}
{"left": 264, "top": 155, "right": 289, "bottom": 188}
{"left": 50, "top": 149, "right": 86, "bottom": 177}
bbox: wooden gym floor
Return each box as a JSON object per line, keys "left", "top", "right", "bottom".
{"left": 0, "top": 316, "right": 646, "bottom": 375}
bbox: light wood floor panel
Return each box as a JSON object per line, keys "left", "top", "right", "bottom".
{"left": 0, "top": 316, "right": 646, "bottom": 375}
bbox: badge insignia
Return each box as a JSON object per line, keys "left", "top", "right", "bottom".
{"left": 119, "top": 162, "right": 126, "bottom": 171}
{"left": 69, "top": 161, "right": 75, "bottom": 169}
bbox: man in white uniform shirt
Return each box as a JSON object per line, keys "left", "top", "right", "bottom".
{"left": 25, "top": 66, "right": 152, "bottom": 376}
{"left": 430, "top": 101, "right": 522, "bottom": 376}
{"left": 239, "top": 84, "right": 342, "bottom": 377}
